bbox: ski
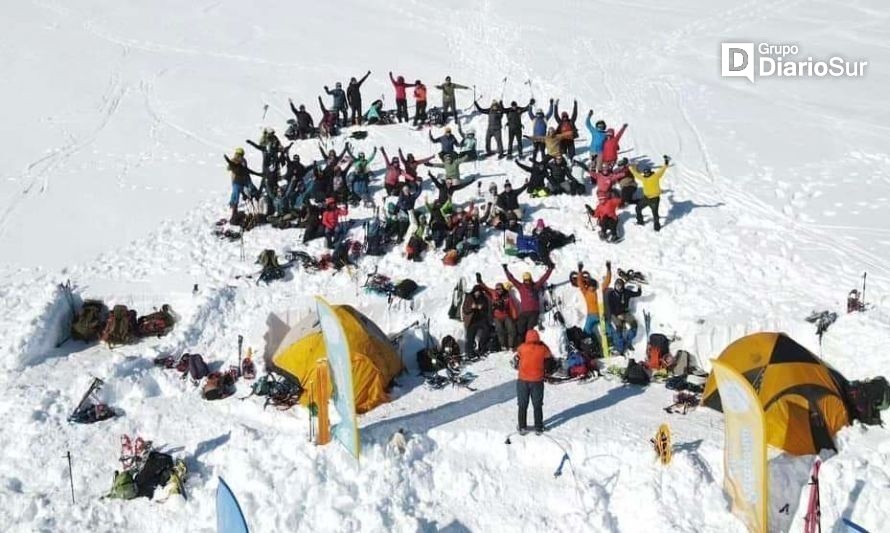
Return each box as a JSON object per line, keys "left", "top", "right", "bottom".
{"left": 804, "top": 459, "right": 822, "bottom": 533}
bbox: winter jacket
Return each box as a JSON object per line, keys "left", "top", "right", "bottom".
{"left": 435, "top": 81, "right": 468, "bottom": 103}
{"left": 399, "top": 150, "right": 435, "bottom": 179}
{"left": 547, "top": 159, "right": 570, "bottom": 185}
{"left": 475, "top": 101, "right": 506, "bottom": 132}
{"left": 427, "top": 154, "right": 469, "bottom": 180}
{"left": 461, "top": 288, "right": 491, "bottom": 327}
{"left": 481, "top": 283, "right": 519, "bottom": 321}
{"left": 595, "top": 172, "right": 622, "bottom": 202}
{"left": 517, "top": 329, "right": 552, "bottom": 382}
{"left": 389, "top": 73, "right": 413, "bottom": 100}
{"left": 630, "top": 165, "right": 668, "bottom": 198}
{"left": 505, "top": 102, "right": 533, "bottom": 133}
{"left": 347, "top": 72, "right": 370, "bottom": 106}
{"left": 594, "top": 197, "right": 623, "bottom": 221}
{"left": 325, "top": 86, "right": 347, "bottom": 109}
{"left": 586, "top": 116, "right": 607, "bottom": 154}
{"left": 429, "top": 132, "right": 460, "bottom": 154}
{"left": 289, "top": 102, "right": 315, "bottom": 129}
{"left": 504, "top": 266, "right": 554, "bottom": 313}
{"left": 496, "top": 185, "right": 528, "bottom": 212}
{"left": 577, "top": 267, "right": 611, "bottom": 315}
{"left": 431, "top": 175, "right": 473, "bottom": 204}
{"left": 528, "top": 101, "right": 555, "bottom": 137}
{"left": 414, "top": 84, "right": 427, "bottom": 102}
{"left": 602, "top": 124, "right": 627, "bottom": 162}
{"left": 554, "top": 100, "right": 579, "bottom": 138}
{"left": 516, "top": 160, "right": 548, "bottom": 191}
{"left": 224, "top": 155, "right": 261, "bottom": 186}
{"left": 396, "top": 188, "right": 422, "bottom": 212}
{"left": 321, "top": 205, "right": 348, "bottom": 230}
{"left": 607, "top": 286, "right": 641, "bottom": 317}
{"left": 528, "top": 132, "right": 573, "bottom": 157}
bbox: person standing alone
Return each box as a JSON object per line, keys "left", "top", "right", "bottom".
{"left": 514, "top": 329, "right": 553, "bottom": 435}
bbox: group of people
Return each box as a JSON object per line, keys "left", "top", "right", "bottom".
{"left": 222, "top": 71, "right": 675, "bottom": 435}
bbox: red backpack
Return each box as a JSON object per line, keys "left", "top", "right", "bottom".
{"left": 647, "top": 333, "right": 671, "bottom": 370}
{"left": 136, "top": 305, "right": 176, "bottom": 338}
{"left": 101, "top": 305, "right": 138, "bottom": 347}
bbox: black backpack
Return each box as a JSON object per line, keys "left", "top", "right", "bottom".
{"left": 393, "top": 279, "right": 419, "bottom": 300}
{"left": 187, "top": 354, "right": 209, "bottom": 381}
{"left": 625, "top": 359, "right": 650, "bottom": 385}
{"left": 417, "top": 348, "right": 445, "bottom": 373}
{"left": 71, "top": 300, "right": 108, "bottom": 342}
{"left": 134, "top": 451, "right": 174, "bottom": 499}
{"left": 566, "top": 326, "right": 602, "bottom": 358}
{"left": 846, "top": 377, "right": 890, "bottom": 426}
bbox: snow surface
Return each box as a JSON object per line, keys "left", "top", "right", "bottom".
{"left": 1, "top": 0, "right": 889, "bottom": 532}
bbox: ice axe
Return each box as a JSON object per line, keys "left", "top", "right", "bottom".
{"left": 525, "top": 79, "right": 533, "bottom": 100}
{"left": 500, "top": 76, "right": 508, "bottom": 101}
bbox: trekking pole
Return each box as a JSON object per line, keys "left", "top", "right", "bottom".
{"left": 237, "top": 335, "right": 243, "bottom": 373}
{"left": 500, "top": 76, "right": 508, "bottom": 101}
{"left": 64, "top": 451, "right": 75, "bottom": 504}
{"left": 861, "top": 272, "right": 867, "bottom": 310}
{"left": 262, "top": 104, "right": 269, "bottom": 120}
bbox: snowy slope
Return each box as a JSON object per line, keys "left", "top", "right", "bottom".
{"left": 1, "top": 1, "right": 889, "bottom": 532}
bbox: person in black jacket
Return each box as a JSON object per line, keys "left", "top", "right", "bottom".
{"left": 288, "top": 99, "right": 315, "bottom": 139}
{"left": 514, "top": 156, "right": 549, "bottom": 196}
{"left": 428, "top": 172, "right": 475, "bottom": 204}
{"left": 474, "top": 99, "right": 506, "bottom": 158}
{"left": 324, "top": 82, "right": 348, "bottom": 127}
{"left": 346, "top": 70, "right": 371, "bottom": 125}
{"left": 504, "top": 99, "right": 534, "bottom": 158}
{"left": 495, "top": 179, "right": 527, "bottom": 220}
{"left": 607, "top": 278, "right": 642, "bottom": 353}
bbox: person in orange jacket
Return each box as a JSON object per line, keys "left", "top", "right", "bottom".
{"left": 514, "top": 329, "right": 554, "bottom": 435}
{"left": 577, "top": 260, "right": 612, "bottom": 341}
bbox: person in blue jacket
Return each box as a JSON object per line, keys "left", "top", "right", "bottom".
{"left": 586, "top": 110, "right": 608, "bottom": 171}
{"left": 429, "top": 127, "right": 460, "bottom": 157}
{"left": 527, "top": 99, "right": 554, "bottom": 160}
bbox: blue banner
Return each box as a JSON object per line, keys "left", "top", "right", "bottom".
{"left": 315, "top": 297, "right": 360, "bottom": 461}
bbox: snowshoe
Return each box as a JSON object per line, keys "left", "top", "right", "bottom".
{"left": 652, "top": 424, "right": 672, "bottom": 465}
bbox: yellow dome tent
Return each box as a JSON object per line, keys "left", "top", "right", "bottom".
{"left": 702, "top": 332, "right": 851, "bottom": 455}
{"left": 265, "top": 305, "right": 403, "bottom": 414}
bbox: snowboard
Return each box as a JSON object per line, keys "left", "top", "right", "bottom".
{"left": 653, "top": 423, "right": 672, "bottom": 465}
{"left": 217, "top": 477, "right": 249, "bottom": 533}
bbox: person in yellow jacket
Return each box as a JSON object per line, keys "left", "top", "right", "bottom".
{"left": 524, "top": 128, "right": 574, "bottom": 160}
{"left": 577, "top": 260, "right": 612, "bottom": 341}
{"left": 630, "top": 155, "right": 671, "bottom": 232}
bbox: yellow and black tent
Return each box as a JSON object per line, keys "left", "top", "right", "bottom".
{"left": 264, "top": 305, "right": 403, "bottom": 414}
{"left": 702, "top": 332, "right": 850, "bottom": 455}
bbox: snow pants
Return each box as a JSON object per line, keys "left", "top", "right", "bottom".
{"left": 517, "top": 380, "right": 545, "bottom": 431}
{"left": 636, "top": 196, "right": 661, "bottom": 231}
{"left": 493, "top": 316, "right": 517, "bottom": 351}
{"left": 485, "top": 129, "right": 504, "bottom": 156}
{"left": 516, "top": 311, "right": 540, "bottom": 340}
{"left": 396, "top": 98, "right": 409, "bottom": 122}
{"left": 465, "top": 320, "right": 491, "bottom": 358}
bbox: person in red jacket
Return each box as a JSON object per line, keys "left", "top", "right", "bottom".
{"left": 389, "top": 72, "right": 416, "bottom": 124}
{"left": 514, "top": 329, "right": 553, "bottom": 435}
{"left": 413, "top": 81, "right": 428, "bottom": 127}
{"left": 398, "top": 148, "right": 435, "bottom": 182}
{"left": 380, "top": 147, "right": 406, "bottom": 196}
{"left": 321, "top": 197, "right": 348, "bottom": 248}
{"left": 503, "top": 263, "right": 554, "bottom": 340}
{"left": 476, "top": 272, "right": 519, "bottom": 350}
{"left": 589, "top": 194, "right": 623, "bottom": 242}
{"left": 601, "top": 123, "right": 628, "bottom": 169}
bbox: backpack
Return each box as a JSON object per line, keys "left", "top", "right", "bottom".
{"left": 566, "top": 326, "right": 602, "bottom": 359}
{"left": 71, "top": 300, "right": 108, "bottom": 342}
{"left": 417, "top": 347, "right": 445, "bottom": 373}
{"left": 133, "top": 451, "right": 174, "bottom": 499}
{"left": 440, "top": 335, "right": 461, "bottom": 361}
{"left": 625, "top": 359, "right": 651, "bottom": 385}
{"left": 107, "top": 470, "right": 138, "bottom": 500}
{"left": 202, "top": 372, "right": 235, "bottom": 401}
{"left": 187, "top": 354, "right": 209, "bottom": 381}
{"left": 101, "top": 305, "right": 137, "bottom": 346}
{"left": 365, "top": 220, "right": 387, "bottom": 256}
{"left": 136, "top": 305, "right": 176, "bottom": 338}
{"left": 647, "top": 333, "right": 671, "bottom": 370}
{"left": 846, "top": 377, "right": 890, "bottom": 426}
{"left": 257, "top": 249, "right": 285, "bottom": 283}
{"left": 393, "top": 279, "right": 419, "bottom": 300}
{"left": 566, "top": 351, "right": 589, "bottom": 378}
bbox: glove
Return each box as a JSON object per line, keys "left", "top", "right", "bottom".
{"left": 549, "top": 98, "right": 554, "bottom": 103}
{"left": 587, "top": 110, "right": 593, "bottom": 117}
{"left": 529, "top": 98, "right": 536, "bottom": 105}
{"left": 475, "top": 272, "right": 483, "bottom": 283}
{"left": 578, "top": 262, "right": 583, "bottom": 270}
{"left": 606, "top": 260, "right": 612, "bottom": 269}
{"left": 511, "top": 355, "right": 519, "bottom": 370}
{"left": 664, "top": 155, "right": 671, "bottom": 164}
{"left": 501, "top": 263, "right": 508, "bottom": 270}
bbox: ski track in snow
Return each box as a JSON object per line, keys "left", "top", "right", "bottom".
{"left": 2, "top": 0, "right": 890, "bottom": 532}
